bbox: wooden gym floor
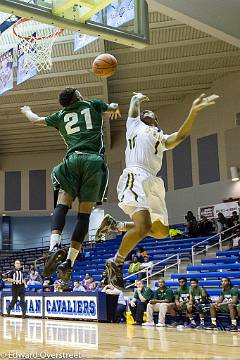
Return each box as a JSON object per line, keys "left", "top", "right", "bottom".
{"left": 0, "top": 317, "right": 239, "bottom": 359}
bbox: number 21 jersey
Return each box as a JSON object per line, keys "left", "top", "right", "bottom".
{"left": 45, "top": 99, "right": 108, "bottom": 156}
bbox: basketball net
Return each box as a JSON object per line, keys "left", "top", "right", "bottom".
{"left": 13, "top": 18, "right": 64, "bottom": 72}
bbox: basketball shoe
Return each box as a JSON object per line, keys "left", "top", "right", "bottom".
{"left": 106, "top": 258, "right": 124, "bottom": 290}
{"left": 95, "top": 214, "right": 118, "bottom": 241}
{"left": 43, "top": 245, "right": 68, "bottom": 277}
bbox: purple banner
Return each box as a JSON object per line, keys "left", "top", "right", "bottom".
{"left": 107, "top": 0, "right": 134, "bottom": 27}
{"left": 74, "top": 12, "right": 99, "bottom": 52}
{"left": 17, "top": 38, "right": 37, "bottom": 85}
{"left": 0, "top": 49, "right": 14, "bottom": 95}
{"left": 74, "top": 33, "right": 97, "bottom": 52}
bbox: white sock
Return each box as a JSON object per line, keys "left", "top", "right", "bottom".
{"left": 67, "top": 247, "right": 79, "bottom": 267}
{"left": 211, "top": 318, "right": 217, "bottom": 325}
{"left": 49, "top": 234, "right": 61, "bottom": 252}
{"left": 231, "top": 319, "right": 237, "bottom": 326}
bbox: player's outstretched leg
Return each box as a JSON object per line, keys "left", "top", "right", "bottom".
{"left": 95, "top": 214, "right": 134, "bottom": 241}
{"left": 106, "top": 210, "right": 152, "bottom": 290}
{"left": 148, "top": 220, "right": 169, "bottom": 239}
{"left": 58, "top": 203, "right": 93, "bottom": 282}
{"left": 43, "top": 194, "right": 71, "bottom": 277}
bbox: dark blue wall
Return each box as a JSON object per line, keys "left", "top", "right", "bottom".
{"left": 0, "top": 215, "right": 78, "bottom": 250}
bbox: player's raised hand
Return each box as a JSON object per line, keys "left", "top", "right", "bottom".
{"left": 191, "top": 93, "right": 219, "bottom": 113}
{"left": 21, "top": 105, "right": 32, "bottom": 114}
{"left": 108, "top": 103, "right": 121, "bottom": 120}
{"left": 132, "top": 92, "right": 149, "bottom": 103}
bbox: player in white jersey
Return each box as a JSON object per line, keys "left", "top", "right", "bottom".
{"left": 97, "top": 92, "right": 217, "bottom": 289}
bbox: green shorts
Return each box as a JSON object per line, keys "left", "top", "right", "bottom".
{"left": 217, "top": 304, "right": 230, "bottom": 313}
{"left": 51, "top": 152, "right": 108, "bottom": 202}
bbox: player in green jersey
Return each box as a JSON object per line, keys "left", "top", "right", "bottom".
{"left": 206, "top": 277, "right": 239, "bottom": 331}
{"left": 21, "top": 88, "right": 120, "bottom": 281}
{"left": 188, "top": 278, "right": 210, "bottom": 329}
{"left": 174, "top": 277, "right": 190, "bottom": 325}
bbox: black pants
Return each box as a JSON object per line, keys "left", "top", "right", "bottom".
{"left": 115, "top": 304, "right": 126, "bottom": 323}
{"left": 7, "top": 284, "right": 27, "bottom": 315}
{"left": 129, "top": 300, "right": 147, "bottom": 325}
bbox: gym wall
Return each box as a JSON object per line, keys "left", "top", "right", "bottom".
{"left": 0, "top": 71, "right": 240, "bottom": 228}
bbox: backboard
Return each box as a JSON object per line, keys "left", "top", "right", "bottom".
{"left": 0, "top": 0, "right": 149, "bottom": 48}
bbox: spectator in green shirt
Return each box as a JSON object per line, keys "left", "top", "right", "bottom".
{"left": 129, "top": 280, "right": 153, "bottom": 325}
{"left": 206, "top": 277, "right": 239, "bottom": 332}
{"left": 187, "top": 278, "right": 210, "bottom": 329}
{"left": 142, "top": 278, "right": 175, "bottom": 327}
{"left": 174, "top": 277, "right": 190, "bottom": 325}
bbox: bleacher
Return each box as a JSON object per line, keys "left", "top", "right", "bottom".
{"left": 160, "top": 249, "right": 240, "bottom": 300}
{"left": 1, "top": 228, "right": 239, "bottom": 295}
{"left": 0, "top": 232, "right": 213, "bottom": 282}
{"left": 0, "top": 246, "right": 49, "bottom": 274}
{"left": 71, "top": 233, "right": 212, "bottom": 282}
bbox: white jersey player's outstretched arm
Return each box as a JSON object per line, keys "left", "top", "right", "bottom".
{"left": 21, "top": 106, "right": 47, "bottom": 126}
{"left": 128, "top": 92, "right": 149, "bottom": 118}
{"left": 165, "top": 93, "right": 219, "bottom": 150}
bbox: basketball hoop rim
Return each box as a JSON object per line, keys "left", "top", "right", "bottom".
{"left": 12, "top": 18, "right": 64, "bottom": 41}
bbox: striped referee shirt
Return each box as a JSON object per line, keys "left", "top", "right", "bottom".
{"left": 9, "top": 269, "right": 24, "bottom": 285}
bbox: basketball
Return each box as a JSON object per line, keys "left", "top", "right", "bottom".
{"left": 92, "top": 53, "right": 117, "bottom": 78}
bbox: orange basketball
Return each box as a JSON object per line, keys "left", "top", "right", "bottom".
{"left": 92, "top": 53, "right": 117, "bottom": 78}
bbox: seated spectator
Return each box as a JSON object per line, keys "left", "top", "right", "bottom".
{"left": 100, "top": 271, "right": 109, "bottom": 288}
{"left": 0, "top": 273, "right": 5, "bottom": 291}
{"left": 128, "top": 256, "right": 141, "bottom": 275}
{"left": 42, "top": 252, "right": 49, "bottom": 268}
{"left": 82, "top": 274, "right": 96, "bottom": 291}
{"left": 216, "top": 212, "right": 232, "bottom": 233}
{"left": 231, "top": 211, "right": 239, "bottom": 226}
{"left": 143, "top": 279, "right": 175, "bottom": 327}
{"left": 185, "top": 211, "right": 199, "bottom": 237}
{"left": 135, "top": 246, "right": 147, "bottom": 262}
{"left": 125, "top": 250, "right": 136, "bottom": 263}
{"left": 53, "top": 278, "right": 64, "bottom": 292}
{"left": 169, "top": 226, "right": 184, "bottom": 240}
{"left": 206, "top": 277, "right": 239, "bottom": 331}
{"left": 54, "top": 283, "right": 62, "bottom": 292}
{"left": 198, "top": 216, "right": 215, "bottom": 237}
{"left": 42, "top": 278, "right": 53, "bottom": 292}
{"left": 139, "top": 256, "right": 153, "bottom": 280}
{"left": 102, "top": 284, "right": 127, "bottom": 323}
{"left": 174, "top": 277, "right": 190, "bottom": 325}
{"left": 230, "top": 229, "right": 240, "bottom": 250}
{"left": 129, "top": 280, "right": 153, "bottom": 325}
{"left": 29, "top": 264, "right": 36, "bottom": 272}
{"left": 187, "top": 278, "right": 211, "bottom": 329}
{"left": 72, "top": 280, "right": 86, "bottom": 292}
{"left": 27, "top": 269, "right": 42, "bottom": 287}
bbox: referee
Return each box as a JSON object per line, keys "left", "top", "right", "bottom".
{"left": 6, "top": 259, "right": 27, "bottom": 318}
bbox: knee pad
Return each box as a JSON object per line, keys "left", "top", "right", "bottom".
{"left": 51, "top": 204, "right": 69, "bottom": 232}
{"left": 71, "top": 213, "right": 90, "bottom": 244}
{"left": 53, "top": 189, "right": 59, "bottom": 209}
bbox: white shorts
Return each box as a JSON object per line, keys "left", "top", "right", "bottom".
{"left": 117, "top": 167, "right": 168, "bottom": 225}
